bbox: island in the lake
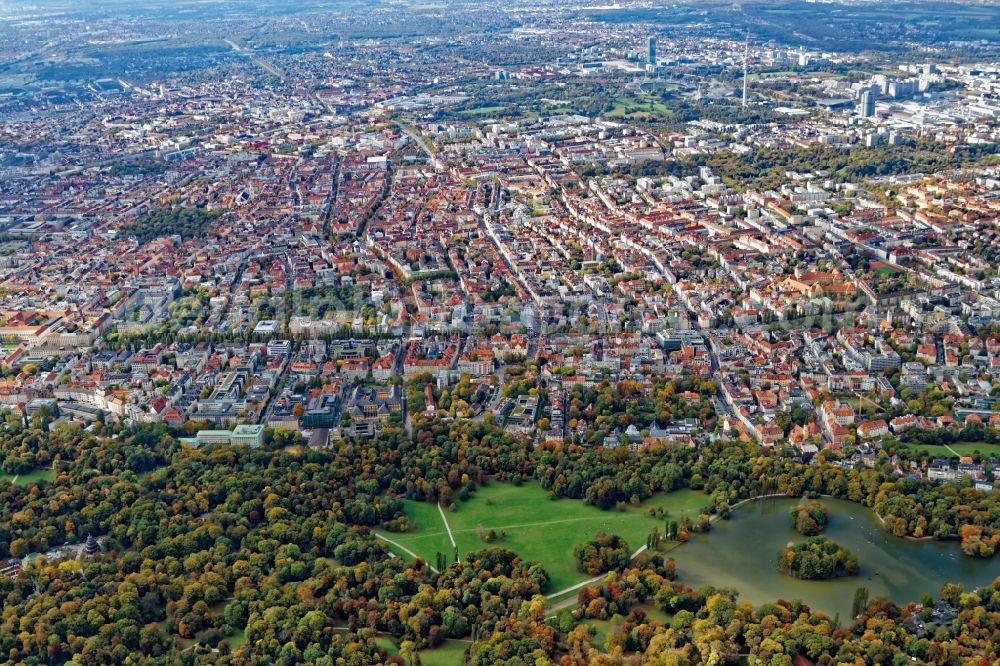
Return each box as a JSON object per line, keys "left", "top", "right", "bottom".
{"left": 791, "top": 500, "right": 830, "bottom": 536}
{"left": 777, "top": 536, "right": 860, "bottom": 580}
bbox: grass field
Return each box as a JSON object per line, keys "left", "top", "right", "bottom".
{"left": 364, "top": 637, "right": 466, "bottom": 666}
{"left": 0, "top": 468, "right": 56, "bottom": 487}
{"left": 419, "top": 640, "right": 469, "bottom": 666}
{"left": 748, "top": 70, "right": 799, "bottom": 81}
{"left": 904, "top": 441, "right": 1000, "bottom": 458}
{"left": 635, "top": 602, "right": 672, "bottom": 624}
{"left": 379, "top": 482, "right": 708, "bottom": 592}
{"left": 374, "top": 637, "right": 398, "bottom": 656}
{"left": 606, "top": 95, "right": 669, "bottom": 120}
{"left": 380, "top": 499, "right": 454, "bottom": 565}
{"left": 871, "top": 264, "right": 900, "bottom": 277}
{"left": 224, "top": 628, "right": 246, "bottom": 649}
{"left": 587, "top": 617, "right": 620, "bottom": 650}
{"left": 459, "top": 105, "right": 505, "bottom": 117}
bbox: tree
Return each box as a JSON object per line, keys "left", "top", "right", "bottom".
{"left": 573, "top": 533, "right": 630, "bottom": 575}
{"left": 791, "top": 500, "right": 830, "bottom": 536}
{"left": 852, "top": 586, "right": 870, "bottom": 618}
{"left": 777, "top": 537, "right": 859, "bottom": 580}
{"left": 9, "top": 538, "right": 28, "bottom": 558}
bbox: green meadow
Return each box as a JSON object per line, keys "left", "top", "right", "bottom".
{"left": 379, "top": 481, "right": 708, "bottom": 592}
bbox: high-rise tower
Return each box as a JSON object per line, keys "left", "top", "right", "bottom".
{"left": 858, "top": 90, "right": 876, "bottom": 118}
{"left": 741, "top": 38, "right": 749, "bottom": 107}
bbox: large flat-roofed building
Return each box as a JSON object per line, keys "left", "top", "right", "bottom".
{"left": 231, "top": 424, "right": 265, "bottom": 447}
{"left": 196, "top": 429, "right": 234, "bottom": 446}
{"left": 59, "top": 402, "right": 105, "bottom": 422}
{"left": 253, "top": 320, "right": 281, "bottom": 335}
{"left": 194, "top": 424, "right": 265, "bottom": 448}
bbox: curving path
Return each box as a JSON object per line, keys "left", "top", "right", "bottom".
{"left": 375, "top": 533, "right": 440, "bottom": 573}
{"left": 545, "top": 545, "right": 648, "bottom": 601}
{"left": 543, "top": 495, "right": 790, "bottom": 614}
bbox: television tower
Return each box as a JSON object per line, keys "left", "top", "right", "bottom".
{"left": 741, "top": 37, "right": 749, "bottom": 108}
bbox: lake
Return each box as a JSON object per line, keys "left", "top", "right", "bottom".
{"left": 672, "top": 497, "right": 999, "bottom": 619}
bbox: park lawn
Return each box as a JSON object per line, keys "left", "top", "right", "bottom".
{"left": 638, "top": 489, "right": 708, "bottom": 516}
{"left": 902, "top": 443, "right": 957, "bottom": 458}
{"left": 378, "top": 500, "right": 454, "bottom": 567}
{"left": 0, "top": 468, "right": 56, "bottom": 487}
{"left": 951, "top": 441, "right": 1000, "bottom": 457}
{"left": 419, "top": 640, "right": 468, "bottom": 666}
{"left": 374, "top": 637, "right": 398, "bottom": 656}
{"left": 224, "top": 628, "right": 246, "bottom": 649}
{"left": 586, "top": 617, "right": 621, "bottom": 651}
{"left": 748, "top": 70, "right": 799, "bottom": 80}
{"left": 383, "top": 482, "right": 708, "bottom": 593}
{"left": 904, "top": 441, "right": 1000, "bottom": 458}
{"left": 459, "top": 105, "right": 505, "bottom": 116}
{"left": 607, "top": 95, "right": 669, "bottom": 120}
{"left": 635, "top": 601, "right": 672, "bottom": 624}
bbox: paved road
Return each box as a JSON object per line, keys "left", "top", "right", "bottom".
{"left": 437, "top": 502, "right": 459, "bottom": 563}
{"left": 544, "top": 545, "right": 649, "bottom": 614}
{"left": 396, "top": 121, "right": 435, "bottom": 159}
{"left": 258, "top": 355, "right": 292, "bottom": 425}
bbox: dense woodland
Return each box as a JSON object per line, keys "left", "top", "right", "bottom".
{"left": 0, "top": 411, "right": 997, "bottom": 664}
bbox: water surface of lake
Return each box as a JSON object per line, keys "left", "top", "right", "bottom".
{"left": 672, "top": 497, "right": 998, "bottom": 618}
